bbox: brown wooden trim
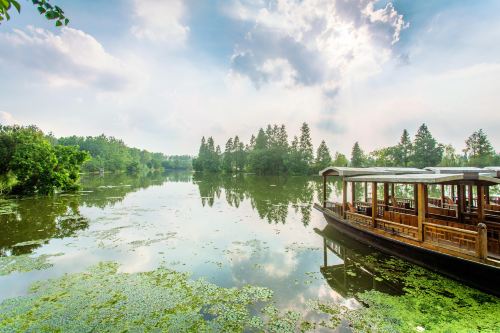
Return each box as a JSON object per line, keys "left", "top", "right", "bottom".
{"left": 417, "top": 183, "right": 426, "bottom": 242}
{"left": 351, "top": 181, "right": 356, "bottom": 204}
{"left": 314, "top": 203, "right": 499, "bottom": 266}
{"left": 372, "top": 182, "right": 378, "bottom": 228}
{"left": 342, "top": 180, "right": 347, "bottom": 218}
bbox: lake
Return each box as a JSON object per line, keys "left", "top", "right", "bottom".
{"left": 0, "top": 172, "right": 499, "bottom": 332}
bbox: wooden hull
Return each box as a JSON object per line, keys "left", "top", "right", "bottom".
{"left": 314, "top": 205, "right": 500, "bottom": 297}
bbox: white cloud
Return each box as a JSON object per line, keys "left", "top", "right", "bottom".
{"left": 130, "top": 0, "right": 189, "bottom": 44}
{"left": 226, "top": 0, "right": 407, "bottom": 95}
{"left": 0, "top": 26, "right": 141, "bottom": 92}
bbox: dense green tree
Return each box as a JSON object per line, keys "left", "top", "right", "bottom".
{"left": 222, "top": 138, "right": 234, "bottom": 172}
{"left": 370, "top": 147, "right": 398, "bottom": 167}
{"left": 333, "top": 152, "right": 349, "bottom": 167}
{"left": 232, "top": 136, "right": 246, "bottom": 171}
{"left": 58, "top": 135, "right": 186, "bottom": 174}
{"left": 286, "top": 135, "right": 305, "bottom": 174}
{"left": 411, "top": 124, "right": 443, "bottom": 168}
{"left": 0, "top": 125, "right": 88, "bottom": 195}
{"left": 299, "top": 123, "right": 314, "bottom": 168}
{"left": 464, "top": 129, "right": 496, "bottom": 167}
{"left": 350, "top": 142, "right": 366, "bottom": 167}
{"left": 439, "top": 145, "right": 462, "bottom": 167}
{"left": 394, "top": 129, "right": 412, "bottom": 167}
{"left": 314, "top": 140, "right": 332, "bottom": 172}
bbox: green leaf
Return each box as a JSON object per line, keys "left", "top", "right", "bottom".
{"left": 37, "top": 6, "right": 45, "bottom": 14}
{"left": 11, "top": 0, "right": 21, "bottom": 13}
{"left": 64, "top": 18, "right": 69, "bottom": 25}
{"left": 55, "top": 19, "right": 62, "bottom": 26}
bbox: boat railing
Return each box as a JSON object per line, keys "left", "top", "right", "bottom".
{"left": 345, "top": 211, "right": 372, "bottom": 228}
{"left": 422, "top": 220, "right": 487, "bottom": 258}
{"left": 324, "top": 201, "right": 343, "bottom": 217}
{"left": 484, "top": 221, "right": 500, "bottom": 258}
{"left": 393, "top": 197, "right": 415, "bottom": 209}
{"left": 375, "top": 218, "right": 419, "bottom": 240}
{"left": 321, "top": 200, "right": 492, "bottom": 259}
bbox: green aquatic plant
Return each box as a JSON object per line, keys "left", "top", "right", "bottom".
{"left": 313, "top": 257, "right": 500, "bottom": 333}
{"left": 0, "top": 262, "right": 305, "bottom": 332}
{"left": 0, "top": 253, "right": 63, "bottom": 275}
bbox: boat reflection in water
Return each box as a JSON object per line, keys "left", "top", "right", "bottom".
{"left": 316, "top": 224, "right": 405, "bottom": 299}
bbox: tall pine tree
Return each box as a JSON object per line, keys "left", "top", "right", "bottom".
{"left": 411, "top": 124, "right": 443, "bottom": 168}
{"left": 464, "top": 129, "right": 495, "bottom": 167}
{"left": 350, "top": 142, "right": 365, "bottom": 167}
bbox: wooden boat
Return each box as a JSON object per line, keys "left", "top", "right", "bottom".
{"left": 314, "top": 166, "right": 500, "bottom": 296}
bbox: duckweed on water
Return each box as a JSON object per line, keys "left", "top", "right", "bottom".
{"left": 313, "top": 258, "right": 500, "bottom": 333}
{"left": 0, "top": 262, "right": 305, "bottom": 332}
{"left": 0, "top": 253, "right": 63, "bottom": 275}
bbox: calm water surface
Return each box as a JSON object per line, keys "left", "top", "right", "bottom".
{"left": 0, "top": 172, "right": 499, "bottom": 331}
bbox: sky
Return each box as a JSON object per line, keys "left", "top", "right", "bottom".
{"left": 0, "top": 0, "right": 499, "bottom": 156}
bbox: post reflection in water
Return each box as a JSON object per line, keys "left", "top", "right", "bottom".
{"left": 316, "top": 225, "right": 404, "bottom": 299}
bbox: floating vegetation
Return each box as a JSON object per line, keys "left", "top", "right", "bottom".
{"left": 0, "top": 253, "right": 63, "bottom": 276}
{"left": 313, "top": 257, "right": 500, "bottom": 333}
{"left": 0, "top": 262, "right": 304, "bottom": 332}
{"left": 128, "top": 232, "right": 177, "bottom": 249}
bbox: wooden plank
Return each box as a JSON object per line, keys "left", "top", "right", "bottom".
{"left": 441, "top": 184, "right": 445, "bottom": 208}
{"left": 351, "top": 181, "right": 356, "bottom": 205}
{"left": 372, "top": 182, "right": 378, "bottom": 228}
{"left": 417, "top": 183, "right": 426, "bottom": 242}
{"left": 468, "top": 185, "right": 474, "bottom": 210}
{"left": 422, "top": 221, "right": 478, "bottom": 235}
{"left": 383, "top": 183, "right": 389, "bottom": 210}
{"left": 477, "top": 185, "right": 485, "bottom": 222}
{"left": 342, "top": 180, "right": 347, "bottom": 218}
{"left": 458, "top": 185, "right": 466, "bottom": 223}
{"left": 485, "top": 186, "right": 490, "bottom": 204}
{"left": 414, "top": 184, "right": 419, "bottom": 215}
{"left": 477, "top": 223, "right": 488, "bottom": 259}
{"left": 364, "top": 182, "right": 368, "bottom": 202}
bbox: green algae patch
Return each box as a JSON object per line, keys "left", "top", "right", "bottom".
{"left": 0, "top": 253, "right": 63, "bottom": 276}
{"left": 311, "top": 258, "right": 500, "bottom": 333}
{"left": 0, "top": 262, "right": 304, "bottom": 332}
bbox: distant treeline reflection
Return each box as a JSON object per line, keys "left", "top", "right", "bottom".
{"left": 0, "top": 172, "right": 188, "bottom": 256}
{"left": 193, "top": 173, "right": 342, "bottom": 225}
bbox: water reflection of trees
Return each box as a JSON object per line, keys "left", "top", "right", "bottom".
{"left": 0, "top": 171, "right": 192, "bottom": 256}
{"left": 0, "top": 196, "right": 89, "bottom": 256}
{"left": 193, "top": 173, "right": 340, "bottom": 225}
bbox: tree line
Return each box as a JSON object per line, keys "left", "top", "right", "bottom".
{"left": 57, "top": 135, "right": 192, "bottom": 174}
{"left": 193, "top": 123, "right": 498, "bottom": 175}
{"left": 352, "top": 124, "right": 499, "bottom": 168}
{"left": 0, "top": 125, "right": 192, "bottom": 195}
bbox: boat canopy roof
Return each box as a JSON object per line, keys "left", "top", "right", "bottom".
{"left": 318, "top": 167, "right": 426, "bottom": 177}
{"left": 345, "top": 173, "right": 500, "bottom": 185}
{"left": 424, "top": 167, "right": 485, "bottom": 174}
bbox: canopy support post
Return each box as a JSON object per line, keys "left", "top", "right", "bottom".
{"left": 468, "top": 185, "right": 474, "bottom": 211}
{"left": 383, "top": 183, "right": 389, "bottom": 210}
{"left": 372, "top": 182, "right": 378, "bottom": 228}
{"left": 417, "top": 183, "right": 426, "bottom": 242}
{"left": 364, "top": 182, "right": 368, "bottom": 202}
{"left": 351, "top": 182, "right": 356, "bottom": 205}
{"left": 441, "top": 184, "right": 445, "bottom": 208}
{"left": 342, "top": 180, "right": 347, "bottom": 218}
